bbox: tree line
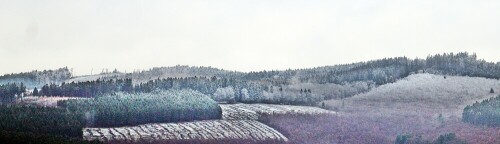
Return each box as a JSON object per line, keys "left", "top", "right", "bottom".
{"left": 0, "top": 105, "right": 85, "bottom": 137}
{"left": 34, "top": 79, "right": 133, "bottom": 98}
{"left": 463, "top": 95, "right": 500, "bottom": 127}
{"left": 0, "top": 83, "right": 26, "bottom": 104}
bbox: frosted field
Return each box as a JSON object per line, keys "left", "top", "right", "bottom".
{"left": 221, "top": 104, "right": 335, "bottom": 120}
{"left": 83, "top": 104, "right": 334, "bottom": 142}
{"left": 326, "top": 73, "right": 500, "bottom": 118}
{"left": 83, "top": 120, "right": 288, "bottom": 142}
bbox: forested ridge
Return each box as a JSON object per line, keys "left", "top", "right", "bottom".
{"left": 17, "top": 52, "right": 499, "bottom": 106}
{"left": 0, "top": 52, "right": 499, "bottom": 143}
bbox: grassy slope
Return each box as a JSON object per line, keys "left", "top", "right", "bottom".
{"left": 316, "top": 73, "right": 500, "bottom": 143}
{"left": 326, "top": 73, "right": 500, "bottom": 118}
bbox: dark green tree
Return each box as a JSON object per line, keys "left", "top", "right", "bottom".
{"left": 32, "top": 87, "right": 38, "bottom": 96}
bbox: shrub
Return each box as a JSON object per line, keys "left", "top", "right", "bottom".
{"left": 395, "top": 134, "right": 411, "bottom": 144}
{"left": 394, "top": 133, "right": 465, "bottom": 144}
{"left": 434, "top": 133, "right": 466, "bottom": 144}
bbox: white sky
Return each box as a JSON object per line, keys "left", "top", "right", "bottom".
{"left": 1, "top": 0, "right": 499, "bottom": 76}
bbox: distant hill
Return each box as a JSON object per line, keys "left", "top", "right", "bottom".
{"left": 59, "top": 52, "right": 497, "bottom": 86}
{"left": 65, "top": 65, "right": 244, "bottom": 85}
{"left": 0, "top": 67, "right": 72, "bottom": 89}
{"left": 64, "top": 52, "right": 499, "bottom": 87}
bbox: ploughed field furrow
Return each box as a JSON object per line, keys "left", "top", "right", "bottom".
{"left": 83, "top": 120, "right": 288, "bottom": 142}
{"left": 220, "top": 104, "right": 260, "bottom": 120}
{"left": 220, "top": 104, "right": 335, "bottom": 120}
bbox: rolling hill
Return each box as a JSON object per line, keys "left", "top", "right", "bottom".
{"left": 326, "top": 73, "right": 500, "bottom": 118}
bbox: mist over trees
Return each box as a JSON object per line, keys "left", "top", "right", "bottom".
{"left": 0, "top": 67, "right": 71, "bottom": 89}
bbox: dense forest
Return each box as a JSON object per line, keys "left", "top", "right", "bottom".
{"left": 58, "top": 90, "right": 221, "bottom": 127}
{"left": 0, "top": 105, "right": 85, "bottom": 138}
{"left": 463, "top": 95, "right": 500, "bottom": 127}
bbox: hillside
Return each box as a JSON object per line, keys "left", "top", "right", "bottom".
{"left": 277, "top": 74, "right": 500, "bottom": 144}
{"left": 326, "top": 73, "right": 500, "bottom": 118}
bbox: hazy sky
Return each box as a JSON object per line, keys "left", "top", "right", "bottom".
{"left": 1, "top": 0, "right": 499, "bottom": 76}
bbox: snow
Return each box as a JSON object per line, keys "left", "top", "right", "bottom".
{"left": 221, "top": 103, "right": 335, "bottom": 120}
{"left": 83, "top": 120, "right": 288, "bottom": 142}
{"left": 82, "top": 103, "right": 336, "bottom": 142}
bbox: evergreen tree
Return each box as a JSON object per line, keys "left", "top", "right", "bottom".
{"left": 33, "top": 87, "right": 39, "bottom": 96}
{"left": 491, "top": 88, "right": 495, "bottom": 93}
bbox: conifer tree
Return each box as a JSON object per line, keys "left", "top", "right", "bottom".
{"left": 33, "top": 87, "right": 39, "bottom": 96}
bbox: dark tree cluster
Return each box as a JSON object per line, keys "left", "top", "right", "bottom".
{"left": 0, "top": 83, "right": 26, "bottom": 104}
{"left": 36, "top": 79, "right": 133, "bottom": 98}
{"left": 134, "top": 76, "right": 230, "bottom": 95}
{"left": 426, "top": 52, "right": 500, "bottom": 79}
{"left": 395, "top": 133, "right": 465, "bottom": 144}
{"left": 0, "top": 105, "right": 85, "bottom": 137}
{"left": 463, "top": 95, "right": 500, "bottom": 127}
{"left": 300, "top": 89, "right": 312, "bottom": 93}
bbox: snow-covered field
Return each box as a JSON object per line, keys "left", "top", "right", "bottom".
{"left": 83, "top": 120, "right": 288, "bottom": 142}
{"left": 221, "top": 104, "right": 335, "bottom": 120}
{"left": 18, "top": 96, "right": 88, "bottom": 107}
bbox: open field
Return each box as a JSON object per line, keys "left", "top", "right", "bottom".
{"left": 83, "top": 120, "right": 288, "bottom": 143}
{"left": 326, "top": 73, "right": 500, "bottom": 119}
{"left": 83, "top": 103, "right": 335, "bottom": 143}
{"left": 261, "top": 114, "right": 500, "bottom": 144}
{"left": 309, "top": 73, "right": 500, "bottom": 144}
{"left": 220, "top": 103, "right": 335, "bottom": 120}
